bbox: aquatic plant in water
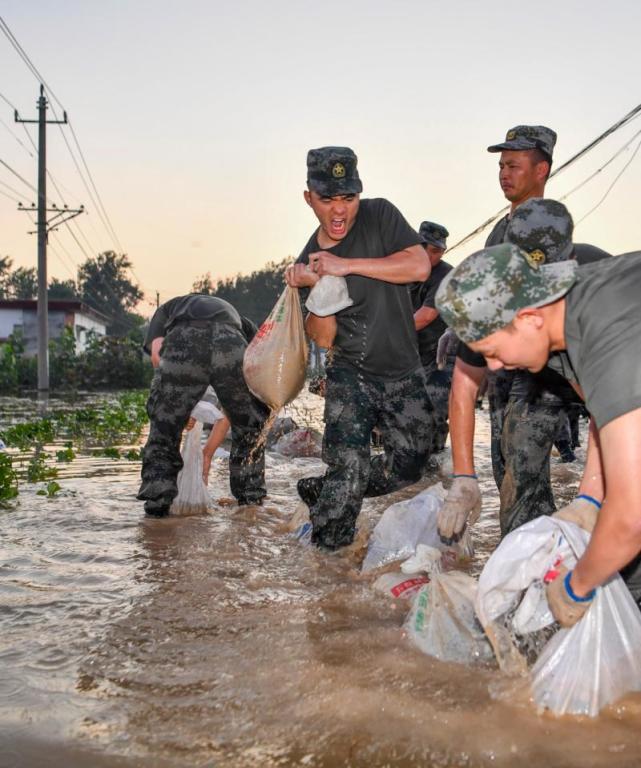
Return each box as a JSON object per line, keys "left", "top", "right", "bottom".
{"left": 0, "top": 453, "right": 18, "bottom": 504}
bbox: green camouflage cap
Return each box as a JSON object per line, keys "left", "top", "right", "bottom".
{"left": 487, "top": 125, "right": 557, "bottom": 162}
{"left": 435, "top": 242, "right": 577, "bottom": 343}
{"left": 418, "top": 221, "right": 449, "bottom": 250}
{"left": 506, "top": 198, "right": 574, "bottom": 264}
{"left": 306, "top": 146, "right": 363, "bottom": 197}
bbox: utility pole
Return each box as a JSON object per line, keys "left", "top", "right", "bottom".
{"left": 15, "top": 85, "right": 83, "bottom": 393}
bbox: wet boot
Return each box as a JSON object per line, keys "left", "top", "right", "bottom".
{"left": 555, "top": 439, "right": 576, "bottom": 463}
{"left": 297, "top": 476, "right": 324, "bottom": 509}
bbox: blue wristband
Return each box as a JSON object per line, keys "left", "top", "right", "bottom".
{"left": 577, "top": 494, "right": 602, "bottom": 510}
{"left": 564, "top": 570, "right": 596, "bottom": 603}
{"left": 452, "top": 473, "right": 477, "bottom": 480}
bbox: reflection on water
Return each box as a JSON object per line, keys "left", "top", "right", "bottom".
{"left": 1, "top": 393, "right": 641, "bottom": 767}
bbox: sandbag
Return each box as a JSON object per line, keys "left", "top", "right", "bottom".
{"left": 476, "top": 516, "right": 641, "bottom": 716}
{"left": 272, "top": 428, "right": 322, "bottom": 458}
{"left": 243, "top": 286, "right": 308, "bottom": 410}
{"left": 305, "top": 275, "right": 353, "bottom": 316}
{"left": 373, "top": 572, "right": 429, "bottom": 600}
{"left": 361, "top": 484, "right": 473, "bottom": 572}
{"left": 171, "top": 421, "right": 211, "bottom": 516}
{"left": 405, "top": 569, "right": 494, "bottom": 664}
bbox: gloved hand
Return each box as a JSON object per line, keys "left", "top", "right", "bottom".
{"left": 436, "top": 327, "right": 459, "bottom": 370}
{"left": 545, "top": 565, "right": 595, "bottom": 628}
{"left": 553, "top": 494, "right": 601, "bottom": 533}
{"left": 438, "top": 475, "right": 481, "bottom": 542}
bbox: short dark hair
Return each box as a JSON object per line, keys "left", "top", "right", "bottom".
{"left": 530, "top": 148, "right": 552, "bottom": 181}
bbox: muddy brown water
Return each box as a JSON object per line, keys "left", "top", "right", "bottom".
{"left": 1, "top": 392, "right": 641, "bottom": 768}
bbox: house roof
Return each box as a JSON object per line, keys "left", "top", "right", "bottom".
{"left": 0, "top": 299, "right": 110, "bottom": 325}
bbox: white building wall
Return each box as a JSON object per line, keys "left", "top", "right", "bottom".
{"left": 72, "top": 312, "right": 106, "bottom": 353}
{"left": 0, "top": 308, "right": 24, "bottom": 340}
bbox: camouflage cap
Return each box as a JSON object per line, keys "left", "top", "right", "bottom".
{"left": 418, "top": 221, "right": 449, "bottom": 250}
{"left": 306, "top": 146, "right": 363, "bottom": 197}
{"left": 487, "top": 125, "right": 557, "bottom": 161}
{"left": 435, "top": 242, "right": 577, "bottom": 343}
{"left": 506, "top": 198, "right": 574, "bottom": 264}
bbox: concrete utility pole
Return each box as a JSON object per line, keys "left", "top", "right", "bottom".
{"left": 15, "top": 85, "right": 83, "bottom": 392}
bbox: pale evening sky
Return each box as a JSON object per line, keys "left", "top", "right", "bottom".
{"left": 1, "top": 0, "right": 640, "bottom": 317}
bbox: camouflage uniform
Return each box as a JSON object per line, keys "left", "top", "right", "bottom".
{"left": 138, "top": 322, "right": 269, "bottom": 515}
{"left": 303, "top": 363, "right": 434, "bottom": 549}
{"left": 436, "top": 234, "right": 641, "bottom": 606}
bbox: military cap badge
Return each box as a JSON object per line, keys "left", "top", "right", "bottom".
{"left": 525, "top": 249, "right": 546, "bottom": 268}
{"left": 332, "top": 162, "right": 346, "bottom": 179}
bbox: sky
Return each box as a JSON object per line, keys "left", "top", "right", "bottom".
{"left": 1, "top": 0, "right": 640, "bottom": 318}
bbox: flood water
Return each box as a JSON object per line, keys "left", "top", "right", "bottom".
{"left": 1, "top": 391, "right": 641, "bottom": 768}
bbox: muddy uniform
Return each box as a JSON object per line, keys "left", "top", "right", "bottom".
{"left": 137, "top": 295, "right": 269, "bottom": 515}
{"left": 297, "top": 198, "right": 434, "bottom": 549}
{"left": 458, "top": 243, "right": 611, "bottom": 535}
{"left": 412, "top": 259, "right": 453, "bottom": 452}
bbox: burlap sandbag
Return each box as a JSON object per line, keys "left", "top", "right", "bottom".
{"left": 243, "top": 286, "right": 308, "bottom": 410}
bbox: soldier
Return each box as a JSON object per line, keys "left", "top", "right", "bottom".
{"left": 436, "top": 241, "right": 641, "bottom": 626}
{"left": 285, "top": 146, "right": 434, "bottom": 550}
{"left": 412, "top": 221, "right": 453, "bottom": 452}
{"left": 438, "top": 126, "right": 609, "bottom": 541}
{"left": 137, "top": 295, "right": 269, "bottom": 516}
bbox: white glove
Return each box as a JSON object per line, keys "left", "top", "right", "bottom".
{"left": 438, "top": 475, "right": 482, "bottom": 541}
{"left": 436, "top": 327, "right": 459, "bottom": 370}
{"left": 553, "top": 495, "right": 601, "bottom": 533}
{"left": 305, "top": 275, "right": 353, "bottom": 316}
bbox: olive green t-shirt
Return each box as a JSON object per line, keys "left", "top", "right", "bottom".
{"left": 546, "top": 252, "right": 641, "bottom": 428}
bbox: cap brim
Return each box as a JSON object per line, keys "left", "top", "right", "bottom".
{"left": 307, "top": 179, "right": 363, "bottom": 196}
{"left": 488, "top": 140, "right": 541, "bottom": 153}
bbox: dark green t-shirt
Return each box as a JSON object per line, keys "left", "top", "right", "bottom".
{"left": 296, "top": 198, "right": 422, "bottom": 380}
{"left": 412, "top": 259, "right": 453, "bottom": 365}
{"left": 546, "top": 252, "right": 641, "bottom": 428}
{"left": 143, "top": 294, "right": 242, "bottom": 353}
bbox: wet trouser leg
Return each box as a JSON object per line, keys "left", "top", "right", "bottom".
{"left": 568, "top": 406, "right": 581, "bottom": 448}
{"left": 211, "top": 326, "right": 269, "bottom": 504}
{"left": 499, "top": 398, "right": 565, "bottom": 536}
{"left": 138, "top": 325, "right": 213, "bottom": 515}
{"left": 423, "top": 358, "right": 453, "bottom": 453}
{"left": 366, "top": 367, "right": 434, "bottom": 497}
{"left": 488, "top": 370, "right": 516, "bottom": 490}
{"left": 310, "top": 365, "right": 378, "bottom": 549}
{"left": 553, "top": 409, "right": 575, "bottom": 462}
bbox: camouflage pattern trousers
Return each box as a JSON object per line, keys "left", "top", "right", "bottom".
{"left": 305, "top": 363, "right": 434, "bottom": 550}
{"left": 137, "top": 322, "right": 269, "bottom": 515}
{"left": 423, "top": 356, "right": 454, "bottom": 453}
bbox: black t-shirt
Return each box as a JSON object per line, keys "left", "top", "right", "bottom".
{"left": 456, "top": 242, "right": 612, "bottom": 405}
{"left": 296, "top": 198, "right": 422, "bottom": 380}
{"left": 411, "top": 259, "right": 453, "bottom": 365}
{"left": 143, "top": 294, "right": 242, "bottom": 353}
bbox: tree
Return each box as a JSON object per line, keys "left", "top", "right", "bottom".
{"left": 197, "top": 257, "right": 292, "bottom": 325}
{"left": 0, "top": 256, "right": 12, "bottom": 298}
{"left": 48, "top": 277, "right": 79, "bottom": 300}
{"left": 77, "top": 251, "right": 144, "bottom": 336}
{"left": 7, "top": 267, "right": 37, "bottom": 299}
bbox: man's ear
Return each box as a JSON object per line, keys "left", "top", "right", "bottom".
{"left": 303, "top": 189, "right": 312, "bottom": 207}
{"left": 514, "top": 307, "right": 544, "bottom": 330}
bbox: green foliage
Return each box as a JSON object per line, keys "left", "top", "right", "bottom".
{"left": 1, "top": 419, "right": 56, "bottom": 450}
{"left": 26, "top": 445, "right": 58, "bottom": 483}
{"left": 80, "top": 335, "right": 152, "bottom": 390}
{"left": 192, "top": 256, "right": 293, "bottom": 325}
{"left": 48, "top": 278, "right": 79, "bottom": 299}
{"left": 36, "top": 480, "right": 62, "bottom": 498}
{"left": 0, "top": 343, "right": 19, "bottom": 391}
{"left": 56, "top": 442, "right": 75, "bottom": 462}
{"left": 98, "top": 447, "right": 121, "bottom": 459}
{"left": 123, "top": 447, "right": 142, "bottom": 461}
{"left": 0, "top": 453, "right": 18, "bottom": 504}
{"left": 6, "top": 266, "right": 37, "bottom": 299}
{"left": 77, "top": 251, "right": 144, "bottom": 336}
{"left": 49, "top": 327, "right": 80, "bottom": 391}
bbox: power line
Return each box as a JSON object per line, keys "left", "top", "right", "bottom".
{"left": 575, "top": 135, "right": 641, "bottom": 227}
{"left": 0, "top": 114, "right": 35, "bottom": 157}
{"left": 0, "top": 186, "right": 21, "bottom": 204}
{"left": 0, "top": 176, "right": 33, "bottom": 203}
{"left": 0, "top": 156, "right": 36, "bottom": 192}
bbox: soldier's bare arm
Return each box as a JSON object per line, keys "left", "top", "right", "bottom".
{"left": 571, "top": 407, "right": 641, "bottom": 596}
{"left": 449, "top": 358, "right": 487, "bottom": 475}
{"left": 150, "top": 336, "right": 164, "bottom": 368}
{"left": 414, "top": 306, "right": 439, "bottom": 331}
{"left": 305, "top": 313, "right": 337, "bottom": 349}
{"left": 309, "top": 244, "right": 429, "bottom": 284}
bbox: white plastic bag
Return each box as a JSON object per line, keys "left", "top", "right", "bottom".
{"left": 171, "top": 421, "right": 211, "bottom": 516}
{"left": 190, "top": 399, "right": 223, "bottom": 424}
{"left": 272, "top": 428, "right": 322, "bottom": 458}
{"left": 404, "top": 558, "right": 493, "bottom": 664}
{"left": 305, "top": 275, "right": 354, "bottom": 316}
{"left": 373, "top": 572, "right": 430, "bottom": 600}
{"left": 476, "top": 516, "right": 641, "bottom": 716}
{"left": 361, "top": 484, "right": 473, "bottom": 572}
